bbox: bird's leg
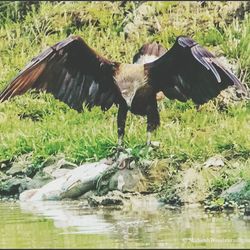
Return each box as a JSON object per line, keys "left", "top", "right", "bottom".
{"left": 117, "top": 103, "right": 128, "bottom": 154}
{"left": 146, "top": 102, "right": 160, "bottom": 147}
{"left": 116, "top": 104, "right": 130, "bottom": 168}
{"left": 118, "top": 134, "right": 123, "bottom": 149}
{"left": 147, "top": 131, "right": 151, "bottom": 146}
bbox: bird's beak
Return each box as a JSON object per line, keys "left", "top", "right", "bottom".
{"left": 126, "top": 95, "right": 134, "bottom": 108}
{"left": 121, "top": 91, "right": 135, "bottom": 108}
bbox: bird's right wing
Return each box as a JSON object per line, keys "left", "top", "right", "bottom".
{"left": 0, "top": 36, "right": 121, "bottom": 112}
{"left": 145, "top": 36, "right": 247, "bottom": 105}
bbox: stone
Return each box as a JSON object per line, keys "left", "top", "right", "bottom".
{"left": 5, "top": 153, "right": 34, "bottom": 176}
{"left": 99, "top": 158, "right": 113, "bottom": 165}
{"left": 61, "top": 162, "right": 111, "bottom": 198}
{"left": 6, "top": 164, "right": 25, "bottom": 176}
{"left": 87, "top": 191, "right": 162, "bottom": 209}
{"left": 0, "top": 159, "right": 11, "bottom": 171}
{"left": 43, "top": 158, "right": 77, "bottom": 178}
{"left": 19, "top": 177, "right": 66, "bottom": 201}
{"left": 19, "top": 162, "right": 111, "bottom": 201}
{"left": 51, "top": 168, "right": 71, "bottom": 179}
{"left": 109, "top": 167, "right": 147, "bottom": 193}
{"left": 32, "top": 170, "right": 54, "bottom": 187}
{"left": 19, "top": 189, "right": 39, "bottom": 201}
{"left": 0, "top": 176, "right": 33, "bottom": 196}
{"left": 0, "top": 171, "right": 9, "bottom": 181}
{"left": 244, "top": 202, "right": 250, "bottom": 217}
{"left": 220, "top": 181, "right": 248, "bottom": 198}
{"left": 87, "top": 190, "right": 125, "bottom": 207}
{"left": 173, "top": 167, "right": 209, "bottom": 204}
{"left": 203, "top": 156, "right": 225, "bottom": 168}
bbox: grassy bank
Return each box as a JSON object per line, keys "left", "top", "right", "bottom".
{"left": 0, "top": 1, "right": 249, "bottom": 199}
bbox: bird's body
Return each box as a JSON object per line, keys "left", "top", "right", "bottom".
{"left": 0, "top": 35, "right": 246, "bottom": 147}
{"left": 114, "top": 63, "right": 147, "bottom": 110}
{"left": 114, "top": 63, "right": 156, "bottom": 115}
{"left": 113, "top": 63, "right": 159, "bottom": 145}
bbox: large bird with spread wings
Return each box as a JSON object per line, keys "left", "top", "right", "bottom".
{"left": 0, "top": 35, "right": 246, "bottom": 146}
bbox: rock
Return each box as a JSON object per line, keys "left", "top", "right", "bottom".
{"left": 31, "top": 170, "right": 54, "bottom": 187}
{"left": 88, "top": 192, "right": 124, "bottom": 207}
{"left": 244, "top": 203, "right": 250, "bottom": 217}
{"left": 5, "top": 153, "right": 34, "bottom": 177}
{"left": 60, "top": 162, "right": 111, "bottom": 199}
{"left": 19, "top": 177, "right": 66, "bottom": 201}
{"left": 223, "top": 200, "right": 237, "bottom": 210}
{"left": 109, "top": 167, "right": 147, "bottom": 193}
{"left": 0, "top": 159, "right": 11, "bottom": 171}
{"left": 50, "top": 168, "right": 71, "bottom": 179}
{"left": 6, "top": 164, "right": 25, "bottom": 176}
{"left": 0, "top": 171, "right": 9, "bottom": 181}
{"left": 166, "top": 167, "right": 209, "bottom": 204}
{"left": 94, "top": 153, "right": 149, "bottom": 195}
{"left": 0, "top": 176, "right": 34, "bottom": 196}
{"left": 99, "top": 158, "right": 114, "bottom": 165}
{"left": 87, "top": 191, "right": 162, "bottom": 209}
{"left": 43, "top": 158, "right": 77, "bottom": 178}
{"left": 19, "top": 162, "right": 111, "bottom": 201}
{"left": 220, "top": 181, "right": 248, "bottom": 198}
{"left": 19, "top": 189, "right": 39, "bottom": 201}
{"left": 203, "top": 156, "right": 225, "bottom": 168}
{"left": 164, "top": 204, "right": 181, "bottom": 211}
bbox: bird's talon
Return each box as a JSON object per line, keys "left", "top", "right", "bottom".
{"left": 117, "top": 159, "right": 127, "bottom": 169}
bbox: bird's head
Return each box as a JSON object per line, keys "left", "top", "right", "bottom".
{"left": 114, "top": 64, "right": 146, "bottom": 107}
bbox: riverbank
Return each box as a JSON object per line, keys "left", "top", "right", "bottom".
{"left": 0, "top": 1, "right": 249, "bottom": 212}
{"left": 1, "top": 150, "right": 250, "bottom": 215}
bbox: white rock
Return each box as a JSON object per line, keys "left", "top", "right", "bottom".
{"left": 204, "top": 156, "right": 225, "bottom": 168}
{"left": 20, "top": 162, "right": 111, "bottom": 201}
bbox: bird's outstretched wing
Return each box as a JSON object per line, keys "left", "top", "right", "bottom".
{"left": 0, "top": 36, "right": 120, "bottom": 112}
{"left": 145, "top": 36, "right": 246, "bottom": 104}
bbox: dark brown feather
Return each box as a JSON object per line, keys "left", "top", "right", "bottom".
{"left": 145, "top": 36, "right": 246, "bottom": 105}
{"left": 0, "top": 36, "right": 120, "bottom": 112}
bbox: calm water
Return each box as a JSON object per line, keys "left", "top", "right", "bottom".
{"left": 1, "top": 199, "right": 250, "bottom": 249}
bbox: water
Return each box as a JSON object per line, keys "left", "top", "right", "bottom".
{"left": 1, "top": 199, "right": 250, "bottom": 249}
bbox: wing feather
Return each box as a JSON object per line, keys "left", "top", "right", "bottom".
{"left": 0, "top": 36, "right": 120, "bottom": 112}
{"left": 145, "top": 36, "right": 246, "bottom": 104}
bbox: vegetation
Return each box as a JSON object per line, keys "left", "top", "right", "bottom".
{"left": 0, "top": 1, "right": 249, "bottom": 200}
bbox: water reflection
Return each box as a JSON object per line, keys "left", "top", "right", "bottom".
{"left": 20, "top": 201, "right": 116, "bottom": 234}
{"left": 1, "top": 199, "right": 250, "bottom": 248}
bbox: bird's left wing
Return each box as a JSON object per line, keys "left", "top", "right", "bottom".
{"left": 0, "top": 36, "right": 120, "bottom": 112}
{"left": 145, "top": 36, "right": 246, "bottom": 104}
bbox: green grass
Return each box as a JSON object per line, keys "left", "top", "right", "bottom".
{"left": 0, "top": 1, "right": 249, "bottom": 182}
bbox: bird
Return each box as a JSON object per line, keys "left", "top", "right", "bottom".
{"left": 132, "top": 41, "right": 167, "bottom": 102}
{"left": 0, "top": 35, "right": 246, "bottom": 148}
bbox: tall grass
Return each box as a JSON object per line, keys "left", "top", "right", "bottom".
{"left": 0, "top": 1, "right": 249, "bottom": 169}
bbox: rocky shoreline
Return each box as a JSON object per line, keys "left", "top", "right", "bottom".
{"left": 0, "top": 151, "right": 249, "bottom": 216}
